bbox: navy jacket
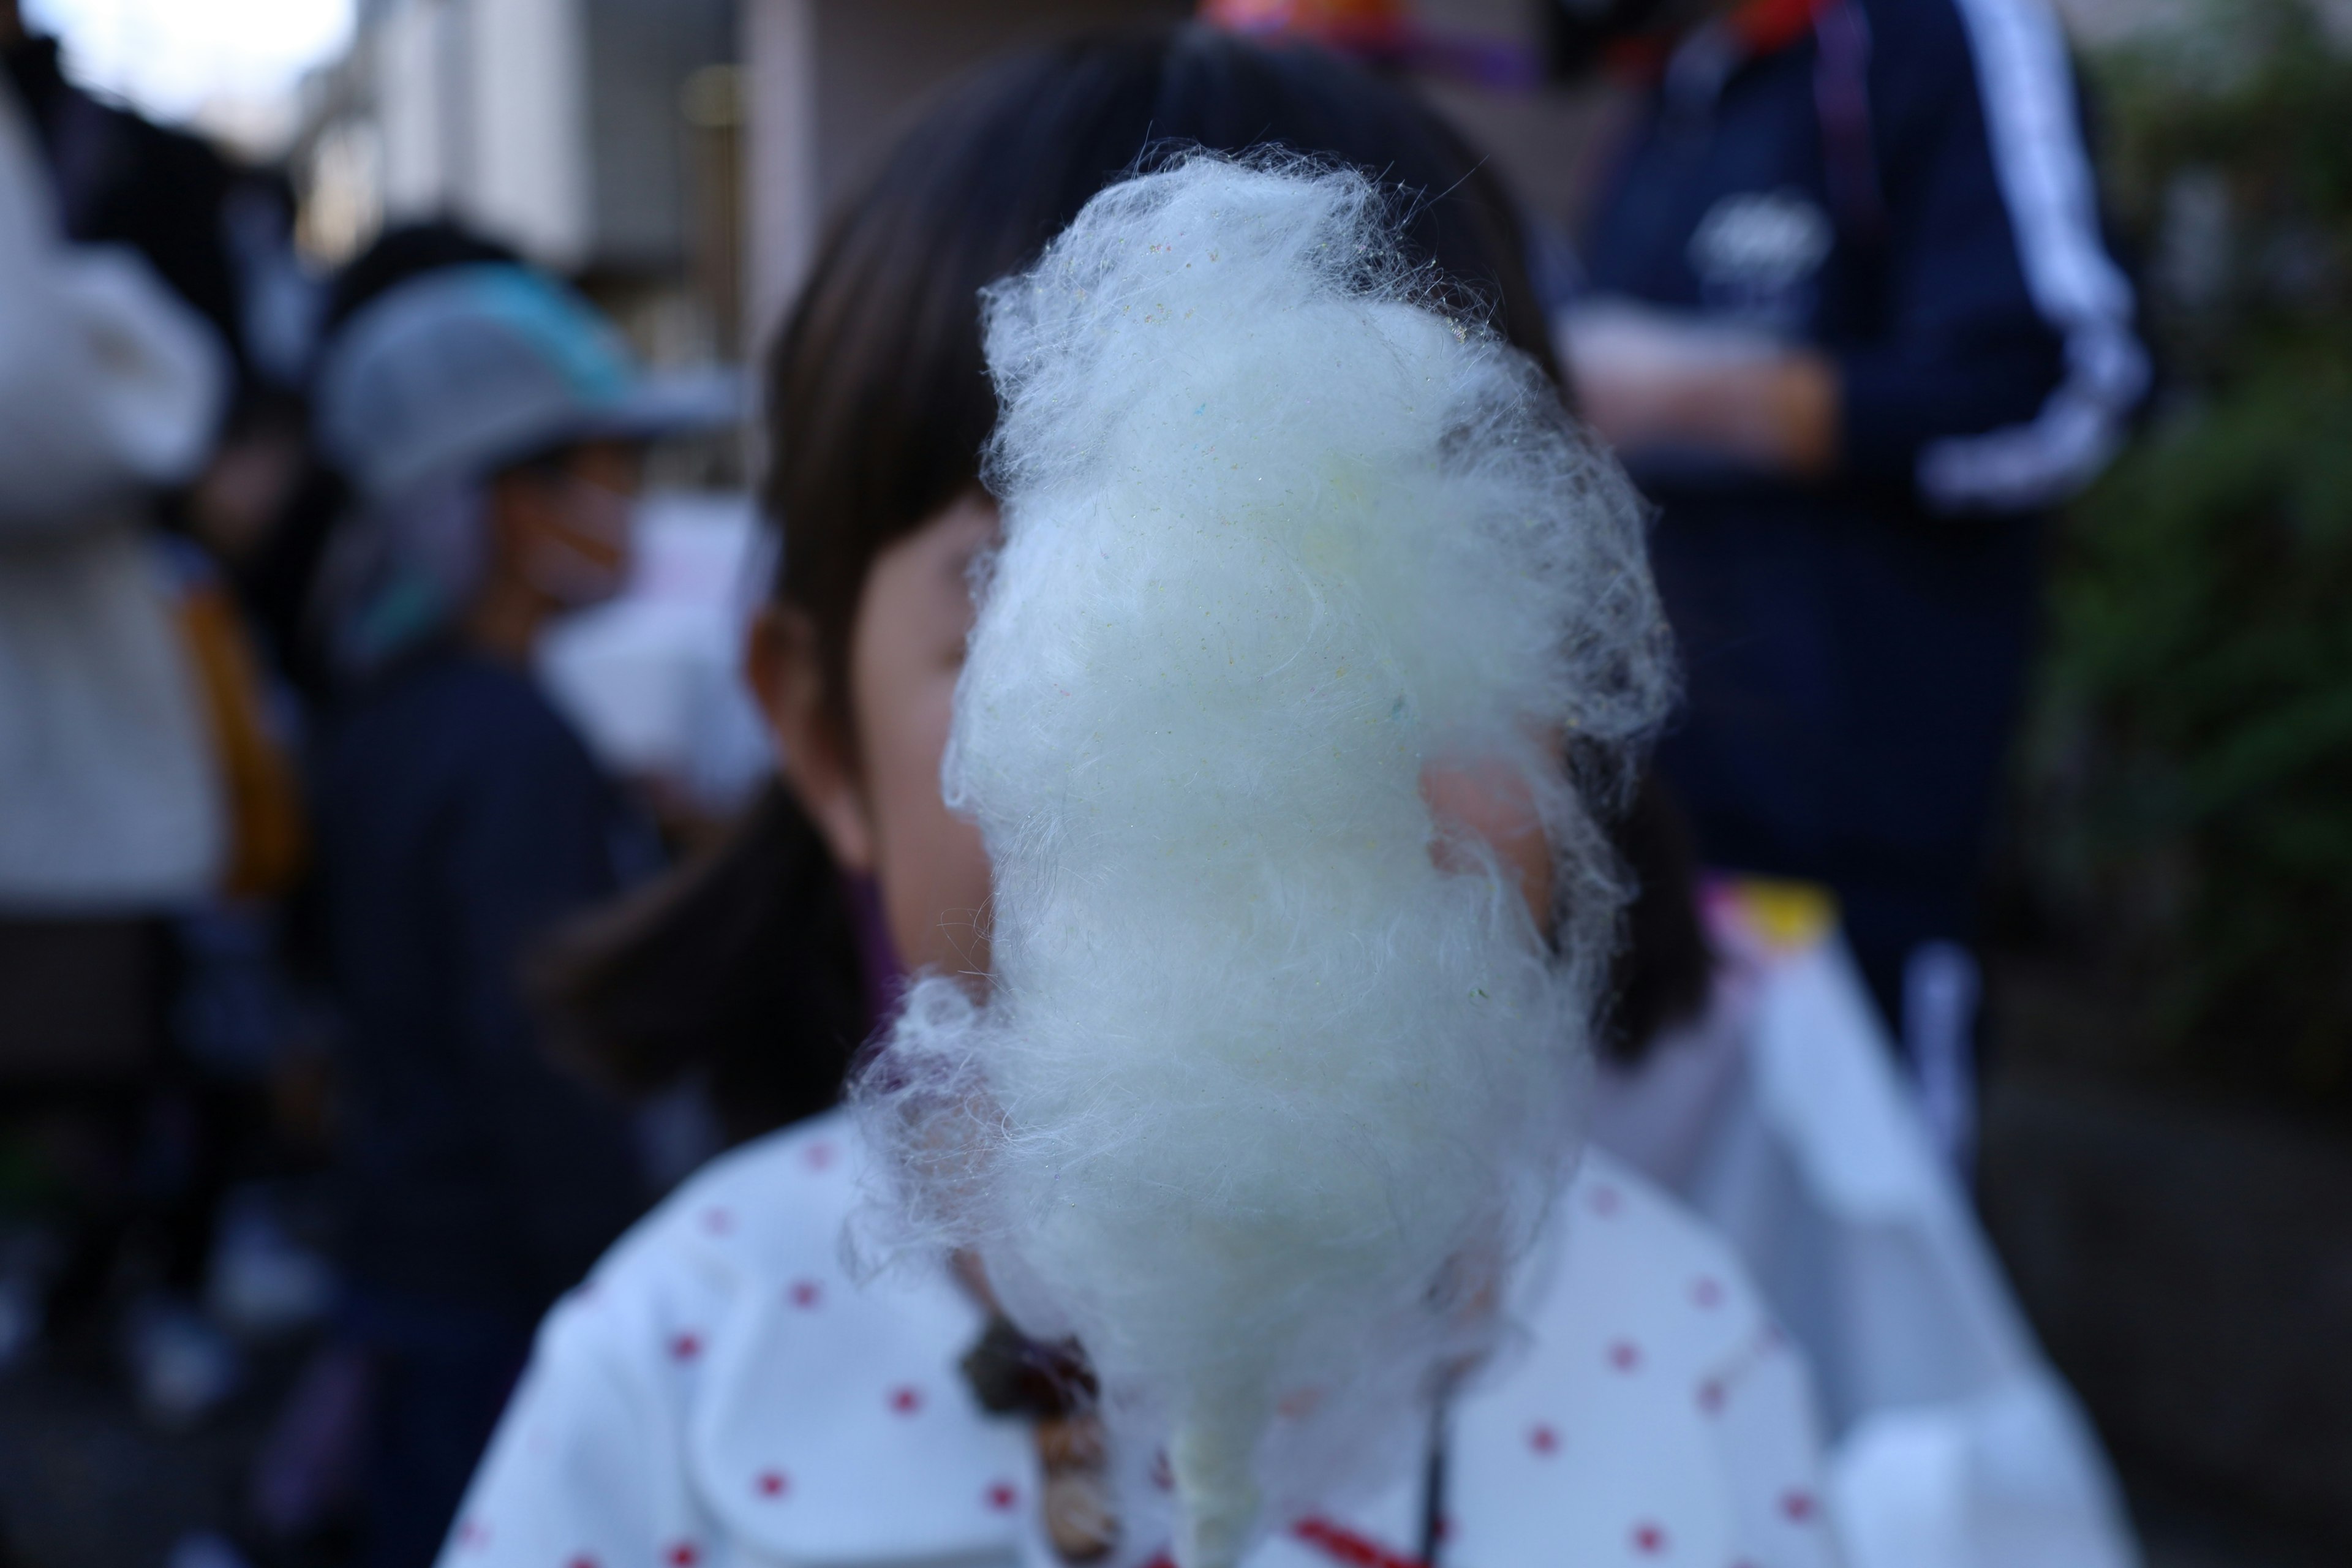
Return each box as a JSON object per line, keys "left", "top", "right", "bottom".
{"left": 1581, "top": 0, "right": 2144, "bottom": 930}
{"left": 317, "top": 646, "right": 661, "bottom": 1319}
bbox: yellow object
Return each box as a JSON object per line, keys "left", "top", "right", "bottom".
{"left": 178, "top": 576, "right": 307, "bottom": 900}
{"left": 1723, "top": 876, "right": 1839, "bottom": 952}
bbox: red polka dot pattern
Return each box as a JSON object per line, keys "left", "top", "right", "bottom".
{"left": 437, "top": 1144, "right": 1839, "bottom": 1568}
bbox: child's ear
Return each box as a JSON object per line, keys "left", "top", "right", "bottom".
{"left": 746, "top": 606, "right": 875, "bottom": 873}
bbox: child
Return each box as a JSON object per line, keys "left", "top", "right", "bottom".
{"left": 309, "top": 263, "right": 731, "bottom": 1568}
{"left": 451, "top": 28, "right": 1835, "bottom": 1568}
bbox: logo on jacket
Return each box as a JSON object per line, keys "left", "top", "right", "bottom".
{"left": 1688, "top": 189, "right": 1832, "bottom": 325}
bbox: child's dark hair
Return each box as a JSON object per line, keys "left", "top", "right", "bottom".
{"left": 765, "top": 25, "right": 1557, "bottom": 737}
{"left": 535, "top": 23, "right": 1701, "bottom": 1136}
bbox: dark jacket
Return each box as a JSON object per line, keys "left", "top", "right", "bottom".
{"left": 316, "top": 646, "right": 660, "bottom": 1317}
{"left": 1581, "top": 0, "right": 2146, "bottom": 946}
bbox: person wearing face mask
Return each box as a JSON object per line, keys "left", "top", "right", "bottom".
{"left": 306, "top": 263, "right": 737, "bottom": 1568}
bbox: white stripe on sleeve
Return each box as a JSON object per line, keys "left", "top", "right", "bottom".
{"left": 1921, "top": 0, "right": 2149, "bottom": 513}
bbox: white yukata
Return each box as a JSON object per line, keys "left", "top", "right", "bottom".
{"left": 440, "top": 1112, "right": 1839, "bottom": 1568}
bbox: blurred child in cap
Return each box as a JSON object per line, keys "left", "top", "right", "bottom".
{"left": 305, "top": 262, "right": 735, "bottom": 1568}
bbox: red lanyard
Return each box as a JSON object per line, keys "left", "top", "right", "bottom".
{"left": 1730, "top": 0, "right": 1841, "bottom": 56}
{"left": 1607, "top": 0, "right": 1840, "bottom": 81}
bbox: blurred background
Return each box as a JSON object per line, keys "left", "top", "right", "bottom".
{"left": 0, "top": 2, "right": 2347, "bottom": 1567}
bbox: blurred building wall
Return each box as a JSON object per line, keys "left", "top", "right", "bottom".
{"left": 300, "top": 0, "right": 740, "bottom": 363}
{"left": 366, "top": 0, "right": 597, "bottom": 266}
{"left": 301, "top": 0, "right": 734, "bottom": 310}
{"left": 741, "top": 0, "right": 1190, "bottom": 354}
{"left": 474, "top": 0, "right": 594, "bottom": 266}
{"left": 586, "top": 0, "right": 737, "bottom": 274}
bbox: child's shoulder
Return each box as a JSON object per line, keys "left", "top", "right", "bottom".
{"left": 1501, "top": 1150, "right": 1800, "bottom": 1425}
{"left": 1434, "top": 1151, "right": 1831, "bottom": 1568}
{"left": 616, "top": 1112, "right": 865, "bottom": 1267}
{"left": 453, "top": 1111, "right": 1033, "bottom": 1568}
{"left": 1552, "top": 1149, "right": 1768, "bottom": 1328}
{"left": 552, "top": 1112, "right": 868, "bottom": 1357}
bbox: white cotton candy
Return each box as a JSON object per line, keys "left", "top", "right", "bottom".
{"left": 854, "top": 154, "right": 1672, "bottom": 1568}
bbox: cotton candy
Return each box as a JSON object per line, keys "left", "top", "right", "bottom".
{"left": 854, "top": 153, "right": 1672, "bottom": 1568}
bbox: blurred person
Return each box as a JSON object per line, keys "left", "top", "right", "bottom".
{"left": 1, "top": 1, "right": 244, "bottom": 385}
{"left": 0, "top": 75, "right": 228, "bottom": 1359}
{"left": 2, "top": 0, "right": 314, "bottom": 405}
{"left": 228, "top": 228, "right": 546, "bottom": 1562}
{"left": 306, "top": 263, "right": 733, "bottom": 1568}
{"left": 1550, "top": 0, "right": 2147, "bottom": 1161}
{"left": 3, "top": 0, "right": 320, "bottom": 565}
{"left": 6, "top": 7, "right": 342, "bottom": 1419}
{"left": 446, "top": 30, "right": 1842, "bottom": 1568}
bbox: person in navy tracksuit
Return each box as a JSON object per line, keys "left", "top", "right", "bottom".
{"left": 1555, "top": 0, "right": 2146, "bottom": 1155}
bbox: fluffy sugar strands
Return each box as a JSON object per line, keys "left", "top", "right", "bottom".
{"left": 855, "top": 153, "right": 1672, "bottom": 1568}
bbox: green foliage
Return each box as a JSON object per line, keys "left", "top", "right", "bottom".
{"left": 2022, "top": 0, "right": 2352, "bottom": 1095}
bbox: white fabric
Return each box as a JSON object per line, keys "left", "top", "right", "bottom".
{"left": 535, "top": 491, "right": 774, "bottom": 813}
{"left": 445, "top": 1112, "right": 1841, "bottom": 1568}
{"left": 1591, "top": 889, "right": 2141, "bottom": 1568}
{"left": 0, "top": 82, "right": 227, "bottom": 910}
{"left": 0, "top": 88, "right": 224, "bottom": 531}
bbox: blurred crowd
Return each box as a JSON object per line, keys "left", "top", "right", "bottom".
{"left": 4, "top": 0, "right": 753, "bottom": 1552}
{"left": 1, "top": 0, "right": 2173, "bottom": 1566}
